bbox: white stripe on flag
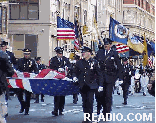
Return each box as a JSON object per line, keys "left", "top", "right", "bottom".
{"left": 44, "top": 71, "right": 59, "bottom": 79}
{"left": 9, "top": 79, "right": 19, "bottom": 88}
{"left": 22, "top": 78, "right": 33, "bottom": 92}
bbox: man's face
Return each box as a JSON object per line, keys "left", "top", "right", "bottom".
{"left": 104, "top": 44, "right": 111, "bottom": 51}
{"left": 57, "top": 53, "right": 63, "bottom": 58}
{"left": 82, "top": 51, "right": 90, "bottom": 59}
{"left": 24, "top": 53, "right": 31, "bottom": 59}
{"left": 1, "top": 45, "right": 7, "bottom": 51}
{"left": 36, "top": 60, "right": 41, "bottom": 64}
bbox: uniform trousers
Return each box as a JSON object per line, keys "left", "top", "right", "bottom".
{"left": 54, "top": 96, "right": 65, "bottom": 113}
{"left": 122, "top": 83, "right": 129, "bottom": 101}
{"left": 16, "top": 89, "right": 31, "bottom": 112}
{"left": 0, "top": 93, "right": 7, "bottom": 123}
{"left": 80, "top": 85, "right": 95, "bottom": 121}
{"left": 102, "top": 82, "right": 114, "bottom": 116}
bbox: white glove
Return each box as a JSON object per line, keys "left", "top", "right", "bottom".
{"left": 118, "top": 80, "right": 123, "bottom": 84}
{"left": 58, "top": 68, "right": 65, "bottom": 72}
{"left": 129, "top": 71, "right": 131, "bottom": 75}
{"left": 98, "top": 86, "right": 103, "bottom": 92}
{"left": 73, "top": 77, "right": 78, "bottom": 83}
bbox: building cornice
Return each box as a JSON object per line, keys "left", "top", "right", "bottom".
{"left": 123, "top": 4, "right": 155, "bottom": 18}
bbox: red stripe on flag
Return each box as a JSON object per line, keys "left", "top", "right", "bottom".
{"left": 57, "top": 34, "right": 75, "bottom": 36}
{"left": 16, "top": 79, "right": 24, "bottom": 89}
{"left": 57, "top": 37, "right": 75, "bottom": 39}
{"left": 57, "top": 30, "right": 75, "bottom": 32}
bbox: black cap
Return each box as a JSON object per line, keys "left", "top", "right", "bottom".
{"left": 54, "top": 47, "right": 63, "bottom": 54}
{"left": 0, "top": 40, "right": 8, "bottom": 47}
{"left": 103, "top": 38, "right": 112, "bottom": 45}
{"left": 122, "top": 57, "right": 128, "bottom": 61}
{"left": 81, "top": 46, "right": 92, "bottom": 53}
{"left": 22, "top": 48, "right": 31, "bottom": 53}
{"left": 35, "top": 57, "right": 41, "bottom": 61}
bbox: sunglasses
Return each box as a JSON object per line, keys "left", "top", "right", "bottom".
{"left": 24, "top": 53, "right": 30, "bottom": 55}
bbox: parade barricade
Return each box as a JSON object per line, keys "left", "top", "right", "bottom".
{"left": 7, "top": 69, "right": 80, "bottom": 96}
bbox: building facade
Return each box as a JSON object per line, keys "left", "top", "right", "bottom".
{"left": 5, "top": 0, "right": 155, "bottom": 65}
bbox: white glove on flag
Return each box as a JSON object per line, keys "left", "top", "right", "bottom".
{"left": 73, "top": 77, "right": 78, "bottom": 83}
{"left": 58, "top": 68, "right": 65, "bottom": 72}
{"left": 98, "top": 86, "right": 103, "bottom": 92}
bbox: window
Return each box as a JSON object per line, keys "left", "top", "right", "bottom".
{"left": 84, "top": 10, "right": 87, "bottom": 25}
{"left": 9, "top": 0, "right": 39, "bottom": 20}
{"left": 2, "top": 7, "right": 7, "bottom": 33}
{"left": 0, "top": 7, "right": 2, "bottom": 33}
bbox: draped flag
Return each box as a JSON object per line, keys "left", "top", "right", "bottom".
{"left": 57, "top": 16, "right": 75, "bottom": 40}
{"left": 7, "top": 69, "right": 79, "bottom": 96}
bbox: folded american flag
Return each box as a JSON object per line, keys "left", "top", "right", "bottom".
{"left": 7, "top": 69, "right": 79, "bottom": 96}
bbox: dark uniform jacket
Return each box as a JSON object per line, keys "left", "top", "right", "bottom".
{"left": 0, "top": 51, "right": 14, "bottom": 95}
{"left": 122, "top": 63, "right": 133, "bottom": 85}
{"left": 37, "top": 63, "right": 46, "bottom": 70}
{"left": 95, "top": 49, "right": 123, "bottom": 83}
{"left": 16, "top": 58, "right": 39, "bottom": 74}
{"left": 49, "top": 56, "right": 71, "bottom": 70}
{"left": 73, "top": 58, "right": 103, "bottom": 90}
{"left": 6, "top": 50, "right": 17, "bottom": 66}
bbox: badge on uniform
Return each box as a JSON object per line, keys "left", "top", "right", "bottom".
{"left": 90, "top": 62, "right": 94, "bottom": 69}
{"left": 29, "top": 60, "right": 32, "bottom": 67}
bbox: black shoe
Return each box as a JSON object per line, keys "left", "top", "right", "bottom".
{"left": 73, "top": 100, "right": 77, "bottom": 104}
{"left": 34, "top": 100, "right": 39, "bottom": 103}
{"left": 51, "top": 111, "right": 58, "bottom": 116}
{"left": 4, "top": 113, "right": 8, "bottom": 118}
{"left": 59, "top": 111, "right": 64, "bottom": 115}
{"left": 143, "top": 92, "right": 146, "bottom": 96}
{"left": 41, "top": 99, "right": 44, "bottom": 102}
{"left": 19, "top": 109, "right": 24, "bottom": 114}
{"left": 122, "top": 102, "right": 127, "bottom": 105}
{"left": 24, "top": 112, "right": 29, "bottom": 115}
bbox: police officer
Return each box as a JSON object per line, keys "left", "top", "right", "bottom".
{"left": 0, "top": 49, "right": 14, "bottom": 123}
{"left": 0, "top": 40, "right": 17, "bottom": 67}
{"left": 16, "top": 48, "right": 39, "bottom": 115}
{"left": 95, "top": 38, "right": 123, "bottom": 117}
{"left": 121, "top": 57, "right": 133, "bottom": 105}
{"left": 34, "top": 57, "right": 46, "bottom": 103}
{"left": 73, "top": 46, "right": 103, "bottom": 123}
{"left": 0, "top": 40, "right": 17, "bottom": 101}
{"left": 49, "top": 47, "right": 71, "bottom": 116}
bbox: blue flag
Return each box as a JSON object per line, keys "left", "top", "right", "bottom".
{"left": 109, "top": 16, "right": 128, "bottom": 44}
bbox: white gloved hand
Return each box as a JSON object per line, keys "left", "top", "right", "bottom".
{"left": 129, "top": 71, "right": 131, "bottom": 75}
{"left": 58, "top": 68, "right": 65, "bottom": 72}
{"left": 98, "top": 86, "right": 103, "bottom": 92}
{"left": 118, "top": 80, "right": 123, "bottom": 84}
{"left": 73, "top": 77, "right": 78, "bottom": 83}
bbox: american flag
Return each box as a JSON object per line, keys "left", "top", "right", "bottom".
{"left": 148, "top": 57, "right": 153, "bottom": 68}
{"left": 112, "top": 42, "right": 129, "bottom": 53}
{"left": 7, "top": 69, "right": 79, "bottom": 96}
{"left": 57, "top": 16, "right": 75, "bottom": 40}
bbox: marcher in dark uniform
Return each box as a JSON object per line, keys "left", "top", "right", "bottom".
{"left": 49, "top": 47, "right": 71, "bottom": 116}
{"left": 34, "top": 57, "right": 46, "bottom": 103}
{"left": 0, "top": 49, "right": 14, "bottom": 123}
{"left": 73, "top": 46, "right": 103, "bottom": 123}
{"left": 0, "top": 40, "right": 17, "bottom": 100}
{"left": 72, "top": 54, "right": 80, "bottom": 104}
{"left": 16, "top": 48, "right": 39, "bottom": 115}
{"left": 121, "top": 57, "right": 133, "bottom": 105}
{"left": 95, "top": 38, "right": 123, "bottom": 117}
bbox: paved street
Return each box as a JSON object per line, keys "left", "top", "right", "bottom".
{"left": 6, "top": 91, "right": 155, "bottom": 123}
